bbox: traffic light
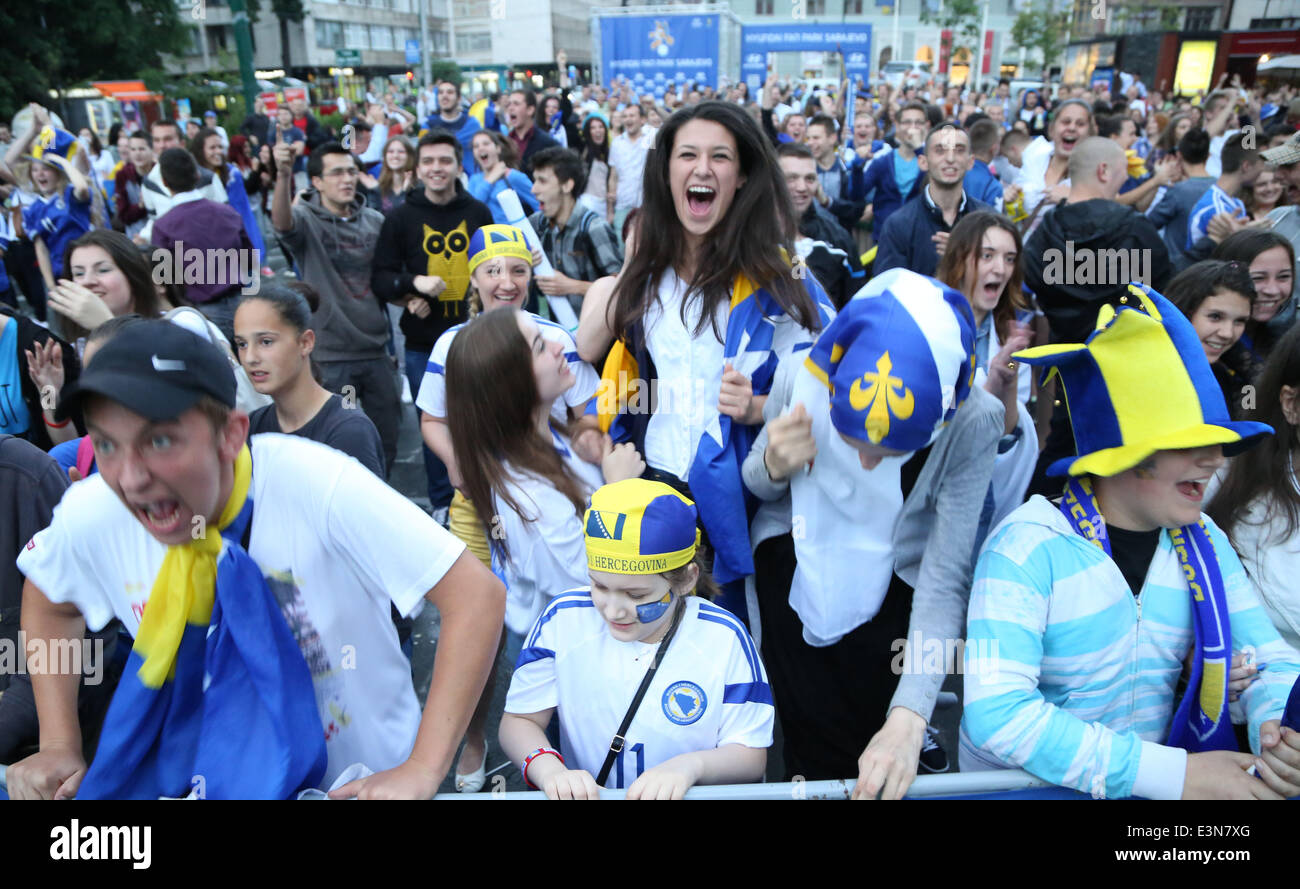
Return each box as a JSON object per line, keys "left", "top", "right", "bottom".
{"left": 406, "top": 71, "right": 414, "bottom": 81}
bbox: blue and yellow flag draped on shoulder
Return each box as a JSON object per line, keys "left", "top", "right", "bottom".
{"left": 78, "top": 446, "right": 326, "bottom": 800}
{"left": 595, "top": 270, "right": 834, "bottom": 586}
{"left": 1014, "top": 283, "right": 1274, "bottom": 755}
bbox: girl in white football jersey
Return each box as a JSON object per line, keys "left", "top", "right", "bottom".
{"left": 500, "top": 478, "right": 774, "bottom": 800}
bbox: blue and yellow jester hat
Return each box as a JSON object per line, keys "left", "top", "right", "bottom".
{"left": 804, "top": 269, "right": 977, "bottom": 452}
{"left": 467, "top": 224, "right": 532, "bottom": 275}
{"left": 584, "top": 479, "right": 701, "bottom": 575}
{"left": 25, "top": 126, "right": 80, "bottom": 166}
{"left": 1015, "top": 282, "right": 1273, "bottom": 478}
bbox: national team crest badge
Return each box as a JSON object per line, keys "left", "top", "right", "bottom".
{"left": 662, "top": 680, "right": 707, "bottom": 725}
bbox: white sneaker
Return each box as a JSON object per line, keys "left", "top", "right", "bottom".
{"left": 401, "top": 376, "right": 413, "bottom": 404}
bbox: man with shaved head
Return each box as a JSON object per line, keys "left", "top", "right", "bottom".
{"left": 1023, "top": 136, "right": 1173, "bottom": 496}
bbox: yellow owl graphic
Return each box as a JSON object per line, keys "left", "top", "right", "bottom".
{"left": 422, "top": 221, "right": 473, "bottom": 318}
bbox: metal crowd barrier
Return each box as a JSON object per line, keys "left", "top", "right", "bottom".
{"left": 2, "top": 763, "right": 1086, "bottom": 799}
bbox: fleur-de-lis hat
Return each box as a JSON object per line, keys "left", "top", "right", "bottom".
{"left": 804, "top": 269, "right": 977, "bottom": 452}
{"left": 1014, "top": 282, "right": 1273, "bottom": 478}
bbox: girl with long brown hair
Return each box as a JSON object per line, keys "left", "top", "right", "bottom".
{"left": 414, "top": 224, "right": 603, "bottom": 792}
{"left": 936, "top": 210, "right": 1038, "bottom": 532}
{"left": 369, "top": 135, "right": 415, "bottom": 216}
{"left": 576, "top": 100, "right": 833, "bottom": 599}
{"left": 443, "top": 307, "right": 643, "bottom": 795}
{"left": 467, "top": 129, "right": 539, "bottom": 224}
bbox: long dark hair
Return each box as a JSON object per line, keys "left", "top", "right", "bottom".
{"left": 609, "top": 100, "right": 819, "bottom": 343}
{"left": 445, "top": 308, "right": 589, "bottom": 563}
{"left": 1165, "top": 260, "right": 1256, "bottom": 318}
{"left": 189, "top": 127, "right": 229, "bottom": 186}
{"left": 61, "top": 229, "right": 168, "bottom": 342}
{"left": 1213, "top": 229, "right": 1297, "bottom": 280}
{"left": 1207, "top": 322, "right": 1300, "bottom": 545}
{"left": 581, "top": 114, "right": 609, "bottom": 167}
{"left": 936, "top": 211, "right": 1026, "bottom": 343}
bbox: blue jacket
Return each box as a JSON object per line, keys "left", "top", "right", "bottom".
{"left": 874, "top": 188, "right": 990, "bottom": 278}
{"left": 855, "top": 150, "right": 925, "bottom": 233}
{"left": 425, "top": 111, "right": 482, "bottom": 175}
{"left": 963, "top": 161, "right": 1003, "bottom": 210}
{"left": 467, "top": 170, "right": 540, "bottom": 224}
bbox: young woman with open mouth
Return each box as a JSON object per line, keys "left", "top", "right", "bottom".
{"left": 1016, "top": 99, "right": 1096, "bottom": 218}
{"left": 576, "top": 101, "right": 832, "bottom": 619}
{"left": 937, "top": 210, "right": 1038, "bottom": 533}
{"left": 467, "top": 130, "right": 540, "bottom": 225}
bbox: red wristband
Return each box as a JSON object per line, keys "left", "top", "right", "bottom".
{"left": 522, "top": 747, "right": 564, "bottom": 789}
{"left": 44, "top": 416, "right": 70, "bottom": 429}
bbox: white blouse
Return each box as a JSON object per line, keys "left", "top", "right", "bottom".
{"left": 641, "top": 271, "right": 728, "bottom": 482}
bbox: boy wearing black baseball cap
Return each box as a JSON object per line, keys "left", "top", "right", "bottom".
{"left": 9, "top": 320, "right": 505, "bottom": 799}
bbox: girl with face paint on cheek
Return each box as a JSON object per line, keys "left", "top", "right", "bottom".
{"left": 498, "top": 479, "right": 773, "bottom": 800}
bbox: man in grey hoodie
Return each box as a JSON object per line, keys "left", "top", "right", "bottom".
{"left": 273, "top": 140, "right": 399, "bottom": 475}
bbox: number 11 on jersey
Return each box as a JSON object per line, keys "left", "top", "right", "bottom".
{"left": 614, "top": 742, "right": 645, "bottom": 789}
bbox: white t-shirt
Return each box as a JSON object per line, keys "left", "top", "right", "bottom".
{"left": 415, "top": 312, "right": 598, "bottom": 424}
{"left": 493, "top": 427, "right": 604, "bottom": 635}
{"left": 609, "top": 127, "right": 657, "bottom": 211}
{"left": 1207, "top": 129, "right": 1239, "bottom": 180}
{"left": 506, "top": 592, "right": 773, "bottom": 789}
{"left": 642, "top": 271, "right": 728, "bottom": 481}
{"left": 17, "top": 433, "right": 467, "bottom": 788}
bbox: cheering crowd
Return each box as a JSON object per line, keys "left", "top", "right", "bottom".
{"left": 0, "top": 59, "right": 1299, "bottom": 800}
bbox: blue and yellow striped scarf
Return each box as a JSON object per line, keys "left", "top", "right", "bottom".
{"left": 1060, "top": 476, "right": 1236, "bottom": 753}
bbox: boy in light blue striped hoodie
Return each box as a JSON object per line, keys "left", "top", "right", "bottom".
{"left": 960, "top": 283, "right": 1300, "bottom": 800}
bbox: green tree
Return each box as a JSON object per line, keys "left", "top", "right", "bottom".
{"left": 430, "top": 61, "right": 462, "bottom": 86}
{"left": 1011, "top": 0, "right": 1070, "bottom": 82}
{"left": 0, "top": 0, "right": 189, "bottom": 116}
{"left": 920, "top": 0, "right": 982, "bottom": 82}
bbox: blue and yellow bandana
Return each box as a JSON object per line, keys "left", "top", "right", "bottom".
{"left": 468, "top": 223, "right": 532, "bottom": 275}
{"left": 804, "top": 269, "right": 976, "bottom": 452}
{"left": 584, "top": 479, "right": 700, "bottom": 575}
{"left": 1014, "top": 283, "right": 1272, "bottom": 478}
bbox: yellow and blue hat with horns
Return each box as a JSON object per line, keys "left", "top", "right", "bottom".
{"left": 1014, "top": 282, "right": 1273, "bottom": 478}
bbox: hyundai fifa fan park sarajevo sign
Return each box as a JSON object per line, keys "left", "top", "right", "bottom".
{"left": 740, "top": 23, "right": 872, "bottom": 91}
{"left": 600, "top": 14, "right": 722, "bottom": 94}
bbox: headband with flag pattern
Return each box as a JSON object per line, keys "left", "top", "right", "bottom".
{"left": 584, "top": 479, "right": 700, "bottom": 575}
{"left": 468, "top": 223, "right": 532, "bottom": 275}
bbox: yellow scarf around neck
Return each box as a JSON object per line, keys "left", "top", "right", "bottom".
{"left": 133, "top": 444, "right": 252, "bottom": 688}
